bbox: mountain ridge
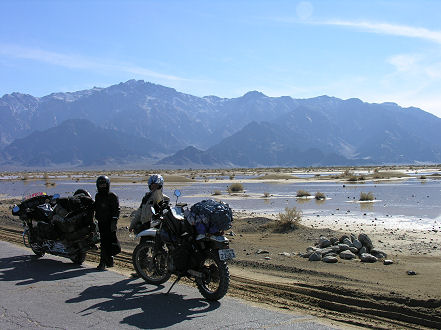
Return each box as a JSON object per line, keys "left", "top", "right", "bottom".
{"left": 2, "top": 80, "right": 441, "bottom": 168}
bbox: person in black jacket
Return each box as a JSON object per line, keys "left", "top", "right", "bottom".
{"left": 94, "top": 175, "right": 120, "bottom": 270}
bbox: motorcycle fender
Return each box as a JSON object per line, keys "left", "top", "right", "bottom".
{"left": 135, "top": 228, "right": 158, "bottom": 239}
{"left": 208, "top": 235, "right": 230, "bottom": 249}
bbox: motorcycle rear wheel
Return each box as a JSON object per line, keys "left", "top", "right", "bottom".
{"left": 132, "top": 241, "right": 171, "bottom": 284}
{"left": 70, "top": 252, "right": 87, "bottom": 265}
{"left": 31, "top": 244, "right": 45, "bottom": 258}
{"left": 196, "top": 250, "right": 230, "bottom": 301}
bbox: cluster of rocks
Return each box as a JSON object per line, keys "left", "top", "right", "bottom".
{"left": 300, "top": 233, "right": 391, "bottom": 264}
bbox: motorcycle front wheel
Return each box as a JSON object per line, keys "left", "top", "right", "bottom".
{"left": 196, "top": 250, "right": 230, "bottom": 301}
{"left": 132, "top": 241, "right": 170, "bottom": 284}
{"left": 23, "top": 230, "right": 45, "bottom": 257}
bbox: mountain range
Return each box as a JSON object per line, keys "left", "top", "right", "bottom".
{"left": 1, "top": 79, "right": 441, "bottom": 168}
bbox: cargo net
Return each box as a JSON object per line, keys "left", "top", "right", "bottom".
{"left": 185, "top": 199, "right": 233, "bottom": 234}
{"left": 46, "top": 193, "right": 95, "bottom": 242}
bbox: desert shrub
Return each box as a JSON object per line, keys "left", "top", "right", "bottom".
{"left": 275, "top": 207, "right": 302, "bottom": 232}
{"left": 315, "top": 173, "right": 321, "bottom": 177}
{"left": 296, "top": 190, "right": 310, "bottom": 197}
{"left": 315, "top": 192, "right": 326, "bottom": 200}
{"left": 227, "top": 183, "right": 244, "bottom": 193}
{"left": 263, "top": 192, "right": 270, "bottom": 198}
{"left": 359, "top": 192, "right": 375, "bottom": 201}
{"left": 420, "top": 175, "right": 427, "bottom": 180}
{"left": 229, "top": 174, "right": 235, "bottom": 180}
{"left": 347, "top": 175, "right": 358, "bottom": 182}
{"left": 212, "top": 190, "right": 222, "bottom": 196}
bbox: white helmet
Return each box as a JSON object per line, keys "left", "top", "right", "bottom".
{"left": 148, "top": 174, "right": 164, "bottom": 190}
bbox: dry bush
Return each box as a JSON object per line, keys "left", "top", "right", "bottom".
{"left": 212, "top": 190, "right": 222, "bottom": 196}
{"left": 315, "top": 192, "right": 326, "bottom": 200}
{"left": 274, "top": 207, "right": 302, "bottom": 232}
{"left": 296, "top": 190, "right": 310, "bottom": 197}
{"left": 263, "top": 192, "right": 270, "bottom": 198}
{"left": 359, "top": 192, "right": 375, "bottom": 201}
{"left": 227, "top": 183, "right": 244, "bottom": 193}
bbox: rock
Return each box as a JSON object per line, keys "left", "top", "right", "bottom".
{"left": 407, "top": 270, "right": 417, "bottom": 275}
{"left": 342, "top": 238, "right": 353, "bottom": 246}
{"left": 306, "top": 246, "right": 317, "bottom": 252}
{"left": 278, "top": 252, "right": 291, "bottom": 257}
{"left": 359, "top": 246, "right": 367, "bottom": 255}
{"left": 264, "top": 256, "right": 271, "bottom": 260}
{"left": 300, "top": 251, "right": 313, "bottom": 258}
{"left": 340, "top": 250, "right": 356, "bottom": 260}
{"left": 228, "top": 231, "right": 236, "bottom": 236}
{"left": 338, "top": 243, "right": 350, "bottom": 251}
{"left": 318, "top": 237, "right": 331, "bottom": 248}
{"left": 384, "top": 260, "right": 394, "bottom": 265}
{"left": 309, "top": 251, "right": 322, "bottom": 261}
{"left": 319, "top": 248, "right": 334, "bottom": 256}
{"left": 322, "top": 256, "right": 338, "bottom": 263}
{"left": 349, "top": 246, "right": 359, "bottom": 254}
{"left": 256, "top": 249, "right": 269, "bottom": 254}
{"left": 352, "top": 239, "right": 362, "bottom": 249}
{"left": 358, "top": 233, "right": 374, "bottom": 250}
{"left": 370, "top": 249, "right": 387, "bottom": 259}
{"left": 339, "top": 235, "right": 350, "bottom": 243}
{"left": 350, "top": 233, "right": 357, "bottom": 242}
{"left": 360, "top": 253, "right": 378, "bottom": 263}
{"left": 330, "top": 237, "right": 339, "bottom": 245}
{"left": 330, "top": 245, "right": 341, "bottom": 252}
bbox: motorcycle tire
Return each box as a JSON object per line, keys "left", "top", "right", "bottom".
{"left": 31, "top": 244, "right": 45, "bottom": 258}
{"left": 196, "top": 250, "right": 230, "bottom": 301}
{"left": 132, "top": 241, "right": 171, "bottom": 285}
{"left": 24, "top": 231, "right": 45, "bottom": 258}
{"left": 70, "top": 252, "right": 87, "bottom": 265}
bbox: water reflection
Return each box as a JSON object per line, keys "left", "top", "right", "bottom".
{"left": 1, "top": 178, "right": 441, "bottom": 220}
{"left": 360, "top": 202, "right": 374, "bottom": 212}
{"left": 296, "top": 198, "right": 311, "bottom": 204}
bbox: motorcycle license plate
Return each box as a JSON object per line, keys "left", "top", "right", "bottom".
{"left": 218, "top": 248, "right": 235, "bottom": 261}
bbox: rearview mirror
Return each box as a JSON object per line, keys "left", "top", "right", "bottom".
{"left": 12, "top": 205, "right": 20, "bottom": 214}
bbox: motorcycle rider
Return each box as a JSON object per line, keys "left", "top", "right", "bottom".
{"left": 129, "top": 174, "right": 169, "bottom": 234}
{"left": 94, "top": 175, "right": 120, "bottom": 270}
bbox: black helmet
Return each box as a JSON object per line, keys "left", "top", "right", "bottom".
{"left": 96, "top": 175, "right": 110, "bottom": 193}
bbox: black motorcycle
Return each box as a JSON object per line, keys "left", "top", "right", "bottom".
{"left": 12, "top": 191, "right": 99, "bottom": 264}
{"left": 132, "top": 190, "right": 235, "bottom": 301}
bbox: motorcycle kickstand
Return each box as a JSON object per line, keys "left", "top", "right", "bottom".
{"left": 166, "top": 275, "right": 182, "bottom": 294}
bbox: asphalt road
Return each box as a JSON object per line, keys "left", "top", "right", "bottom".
{"left": 0, "top": 241, "right": 339, "bottom": 329}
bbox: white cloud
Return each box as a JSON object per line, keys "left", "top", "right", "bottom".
{"left": 0, "top": 43, "right": 187, "bottom": 82}
{"left": 318, "top": 20, "right": 441, "bottom": 45}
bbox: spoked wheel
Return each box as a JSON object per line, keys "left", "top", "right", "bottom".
{"left": 132, "top": 241, "right": 170, "bottom": 284}
{"left": 23, "top": 230, "right": 45, "bottom": 258}
{"left": 196, "top": 251, "right": 230, "bottom": 301}
{"left": 70, "top": 252, "right": 87, "bottom": 265}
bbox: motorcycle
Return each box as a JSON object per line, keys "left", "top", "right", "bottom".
{"left": 12, "top": 191, "right": 99, "bottom": 264}
{"left": 132, "top": 190, "right": 236, "bottom": 301}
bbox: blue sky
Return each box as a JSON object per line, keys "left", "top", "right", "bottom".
{"left": 1, "top": 0, "right": 441, "bottom": 117}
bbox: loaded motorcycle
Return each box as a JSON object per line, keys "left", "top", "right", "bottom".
{"left": 132, "top": 190, "right": 235, "bottom": 301}
{"left": 12, "top": 191, "right": 99, "bottom": 264}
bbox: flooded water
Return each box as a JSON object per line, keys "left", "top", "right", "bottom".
{"left": 1, "top": 176, "right": 441, "bottom": 226}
